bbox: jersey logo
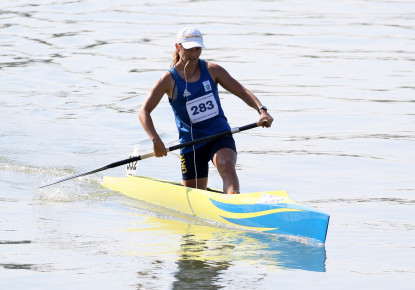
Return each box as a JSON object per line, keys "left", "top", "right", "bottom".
{"left": 203, "top": 80, "right": 212, "bottom": 92}
{"left": 183, "top": 89, "right": 191, "bottom": 98}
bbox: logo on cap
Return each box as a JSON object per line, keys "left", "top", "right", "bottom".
{"left": 177, "top": 27, "right": 205, "bottom": 49}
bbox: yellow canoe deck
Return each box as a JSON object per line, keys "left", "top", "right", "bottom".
{"left": 102, "top": 175, "right": 329, "bottom": 243}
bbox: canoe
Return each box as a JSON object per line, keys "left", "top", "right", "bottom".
{"left": 102, "top": 175, "right": 329, "bottom": 244}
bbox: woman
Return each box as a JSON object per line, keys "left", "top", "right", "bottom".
{"left": 139, "top": 27, "right": 273, "bottom": 194}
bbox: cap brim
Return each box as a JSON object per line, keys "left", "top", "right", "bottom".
{"left": 181, "top": 41, "right": 205, "bottom": 49}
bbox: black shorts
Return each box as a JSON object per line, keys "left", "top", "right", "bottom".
{"left": 180, "top": 135, "right": 236, "bottom": 180}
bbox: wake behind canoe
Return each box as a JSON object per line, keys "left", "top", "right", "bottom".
{"left": 102, "top": 175, "right": 329, "bottom": 244}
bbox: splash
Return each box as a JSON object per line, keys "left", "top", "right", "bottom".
{"left": 35, "top": 173, "right": 112, "bottom": 202}
{"left": 0, "top": 159, "right": 111, "bottom": 202}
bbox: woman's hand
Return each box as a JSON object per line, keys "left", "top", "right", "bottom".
{"left": 153, "top": 139, "right": 168, "bottom": 157}
{"left": 259, "top": 111, "right": 273, "bottom": 128}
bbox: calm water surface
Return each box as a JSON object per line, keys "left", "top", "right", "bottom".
{"left": 1, "top": 0, "right": 414, "bottom": 289}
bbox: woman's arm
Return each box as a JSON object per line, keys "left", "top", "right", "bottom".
{"left": 207, "top": 62, "right": 273, "bottom": 127}
{"left": 138, "top": 72, "right": 173, "bottom": 157}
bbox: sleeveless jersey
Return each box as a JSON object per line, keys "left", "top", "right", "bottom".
{"left": 168, "top": 59, "right": 230, "bottom": 153}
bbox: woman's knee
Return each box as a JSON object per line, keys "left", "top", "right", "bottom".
{"left": 214, "top": 149, "right": 237, "bottom": 173}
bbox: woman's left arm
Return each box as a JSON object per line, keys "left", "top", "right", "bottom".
{"left": 208, "top": 62, "right": 273, "bottom": 127}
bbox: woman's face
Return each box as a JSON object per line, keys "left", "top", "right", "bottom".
{"left": 176, "top": 44, "right": 202, "bottom": 66}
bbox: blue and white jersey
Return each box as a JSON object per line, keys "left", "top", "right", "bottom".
{"left": 168, "top": 59, "right": 230, "bottom": 153}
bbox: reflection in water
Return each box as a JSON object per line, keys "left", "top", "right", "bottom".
{"left": 172, "top": 228, "right": 327, "bottom": 289}
{"left": 173, "top": 233, "right": 232, "bottom": 289}
{"left": 125, "top": 200, "right": 326, "bottom": 288}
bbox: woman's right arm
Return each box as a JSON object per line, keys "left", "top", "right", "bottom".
{"left": 138, "top": 72, "right": 173, "bottom": 157}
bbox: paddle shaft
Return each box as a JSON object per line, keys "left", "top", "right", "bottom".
{"left": 39, "top": 122, "right": 261, "bottom": 188}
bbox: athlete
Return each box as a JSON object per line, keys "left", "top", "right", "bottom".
{"left": 139, "top": 27, "right": 273, "bottom": 194}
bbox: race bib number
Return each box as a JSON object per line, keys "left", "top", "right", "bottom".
{"left": 186, "top": 93, "right": 219, "bottom": 123}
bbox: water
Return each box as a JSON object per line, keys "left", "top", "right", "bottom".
{"left": 1, "top": 0, "right": 414, "bottom": 288}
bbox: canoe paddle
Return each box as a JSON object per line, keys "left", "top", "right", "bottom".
{"left": 39, "top": 122, "right": 261, "bottom": 188}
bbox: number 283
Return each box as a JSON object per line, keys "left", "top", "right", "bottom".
{"left": 190, "top": 100, "right": 215, "bottom": 115}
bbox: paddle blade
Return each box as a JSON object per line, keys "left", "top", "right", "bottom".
{"left": 38, "top": 167, "right": 104, "bottom": 188}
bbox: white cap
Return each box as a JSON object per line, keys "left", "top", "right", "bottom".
{"left": 176, "top": 27, "right": 205, "bottom": 49}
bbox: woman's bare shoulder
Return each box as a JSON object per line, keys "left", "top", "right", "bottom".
{"left": 155, "top": 71, "right": 175, "bottom": 89}
{"left": 160, "top": 70, "right": 174, "bottom": 84}
{"left": 206, "top": 61, "right": 224, "bottom": 71}
{"left": 205, "top": 61, "right": 228, "bottom": 82}
{"left": 148, "top": 71, "right": 175, "bottom": 99}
